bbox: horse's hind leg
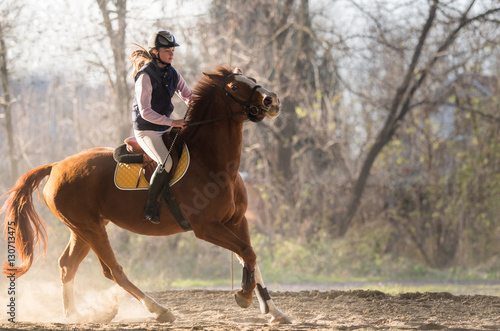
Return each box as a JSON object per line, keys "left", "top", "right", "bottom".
{"left": 58, "top": 231, "right": 90, "bottom": 321}
{"left": 235, "top": 254, "right": 291, "bottom": 324}
{"left": 80, "top": 225, "right": 176, "bottom": 323}
{"left": 59, "top": 231, "right": 119, "bottom": 323}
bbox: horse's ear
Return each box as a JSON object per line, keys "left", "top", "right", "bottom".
{"left": 233, "top": 67, "right": 242, "bottom": 74}
{"left": 203, "top": 71, "right": 225, "bottom": 86}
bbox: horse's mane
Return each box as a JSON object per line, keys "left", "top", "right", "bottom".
{"left": 184, "top": 65, "right": 233, "bottom": 127}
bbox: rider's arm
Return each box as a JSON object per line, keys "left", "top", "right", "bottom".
{"left": 175, "top": 72, "right": 193, "bottom": 105}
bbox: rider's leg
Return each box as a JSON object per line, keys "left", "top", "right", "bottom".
{"left": 134, "top": 129, "right": 172, "bottom": 224}
{"left": 143, "top": 165, "right": 169, "bottom": 223}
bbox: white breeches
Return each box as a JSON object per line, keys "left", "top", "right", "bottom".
{"left": 134, "top": 129, "right": 173, "bottom": 171}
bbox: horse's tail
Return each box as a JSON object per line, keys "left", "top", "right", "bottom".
{"left": 1, "top": 164, "right": 54, "bottom": 278}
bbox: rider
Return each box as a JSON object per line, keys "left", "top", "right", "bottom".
{"left": 129, "top": 30, "right": 192, "bottom": 224}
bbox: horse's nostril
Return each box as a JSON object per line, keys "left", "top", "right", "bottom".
{"left": 264, "top": 97, "right": 273, "bottom": 106}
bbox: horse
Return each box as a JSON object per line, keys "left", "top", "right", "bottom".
{"left": 1, "top": 66, "right": 291, "bottom": 324}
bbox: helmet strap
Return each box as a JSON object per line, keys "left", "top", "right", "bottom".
{"left": 151, "top": 49, "right": 170, "bottom": 66}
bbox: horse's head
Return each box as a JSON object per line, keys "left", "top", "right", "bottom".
{"left": 203, "top": 67, "right": 281, "bottom": 122}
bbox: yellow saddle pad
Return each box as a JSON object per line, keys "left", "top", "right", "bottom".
{"left": 114, "top": 143, "right": 190, "bottom": 190}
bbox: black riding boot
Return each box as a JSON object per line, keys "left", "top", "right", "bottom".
{"left": 143, "top": 166, "right": 169, "bottom": 224}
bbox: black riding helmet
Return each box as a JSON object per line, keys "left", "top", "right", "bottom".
{"left": 148, "top": 30, "right": 180, "bottom": 50}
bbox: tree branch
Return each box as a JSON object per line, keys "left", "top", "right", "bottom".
{"left": 340, "top": 0, "right": 500, "bottom": 235}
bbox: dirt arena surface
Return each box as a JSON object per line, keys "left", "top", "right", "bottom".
{"left": 2, "top": 288, "right": 500, "bottom": 330}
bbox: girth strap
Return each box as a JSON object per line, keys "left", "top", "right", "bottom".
{"left": 162, "top": 184, "right": 192, "bottom": 231}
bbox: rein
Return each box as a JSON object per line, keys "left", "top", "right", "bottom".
{"left": 185, "top": 110, "right": 246, "bottom": 127}
{"left": 186, "top": 73, "right": 263, "bottom": 127}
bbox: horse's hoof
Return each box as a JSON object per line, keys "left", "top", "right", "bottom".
{"left": 271, "top": 314, "right": 292, "bottom": 324}
{"left": 234, "top": 290, "right": 252, "bottom": 308}
{"left": 64, "top": 311, "right": 85, "bottom": 323}
{"left": 87, "top": 304, "right": 119, "bottom": 323}
{"left": 156, "top": 309, "right": 176, "bottom": 323}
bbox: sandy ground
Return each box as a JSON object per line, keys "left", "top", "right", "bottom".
{"left": 2, "top": 287, "right": 500, "bottom": 330}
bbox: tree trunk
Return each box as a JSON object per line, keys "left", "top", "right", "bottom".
{"left": 0, "top": 24, "right": 18, "bottom": 183}
{"left": 96, "top": 0, "right": 131, "bottom": 142}
{"left": 274, "top": 0, "right": 311, "bottom": 197}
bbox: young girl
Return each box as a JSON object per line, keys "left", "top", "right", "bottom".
{"left": 129, "top": 30, "right": 193, "bottom": 224}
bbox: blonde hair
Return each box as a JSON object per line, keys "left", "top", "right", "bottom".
{"left": 129, "top": 44, "right": 153, "bottom": 78}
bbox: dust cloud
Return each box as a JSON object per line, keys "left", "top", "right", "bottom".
{"left": 0, "top": 270, "right": 152, "bottom": 324}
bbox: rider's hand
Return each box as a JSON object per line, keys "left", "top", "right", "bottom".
{"left": 172, "top": 119, "right": 186, "bottom": 128}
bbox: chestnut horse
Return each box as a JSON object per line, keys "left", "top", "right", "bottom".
{"left": 1, "top": 66, "right": 291, "bottom": 324}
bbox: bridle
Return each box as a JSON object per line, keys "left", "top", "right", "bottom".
{"left": 222, "top": 73, "right": 263, "bottom": 118}
{"left": 186, "top": 73, "right": 264, "bottom": 127}
{"left": 164, "top": 73, "right": 264, "bottom": 170}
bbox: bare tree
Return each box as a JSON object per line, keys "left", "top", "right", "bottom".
{"left": 0, "top": 26, "right": 16, "bottom": 182}
{"left": 95, "top": 0, "right": 130, "bottom": 141}
{"left": 341, "top": 0, "right": 500, "bottom": 235}
{"left": 0, "top": 3, "right": 23, "bottom": 184}
{"left": 197, "top": 0, "right": 349, "bottom": 236}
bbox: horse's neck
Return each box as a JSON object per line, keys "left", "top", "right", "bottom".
{"left": 188, "top": 120, "right": 244, "bottom": 177}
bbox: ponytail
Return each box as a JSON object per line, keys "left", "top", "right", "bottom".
{"left": 129, "top": 44, "right": 153, "bottom": 78}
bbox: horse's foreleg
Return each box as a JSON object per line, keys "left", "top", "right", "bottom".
{"left": 235, "top": 255, "right": 292, "bottom": 324}
{"left": 58, "top": 232, "right": 90, "bottom": 321}
{"left": 234, "top": 263, "right": 256, "bottom": 308}
{"left": 253, "top": 264, "right": 292, "bottom": 324}
{"left": 193, "top": 220, "right": 257, "bottom": 306}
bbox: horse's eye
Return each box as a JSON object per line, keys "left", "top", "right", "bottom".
{"left": 231, "top": 84, "right": 238, "bottom": 91}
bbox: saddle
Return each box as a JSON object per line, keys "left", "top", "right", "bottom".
{"left": 113, "top": 130, "right": 192, "bottom": 231}
{"left": 113, "top": 129, "right": 182, "bottom": 183}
